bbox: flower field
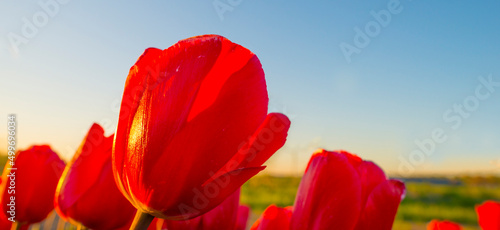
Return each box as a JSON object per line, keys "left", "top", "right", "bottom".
{"left": 1, "top": 154, "right": 499, "bottom": 229}
{"left": 240, "top": 175, "right": 500, "bottom": 230}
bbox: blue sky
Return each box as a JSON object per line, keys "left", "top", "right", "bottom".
{"left": 1, "top": 1, "right": 499, "bottom": 176}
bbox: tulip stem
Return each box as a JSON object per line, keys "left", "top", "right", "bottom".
{"left": 130, "top": 210, "right": 154, "bottom": 230}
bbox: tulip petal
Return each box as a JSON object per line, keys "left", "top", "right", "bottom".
{"left": 56, "top": 124, "right": 113, "bottom": 216}
{"left": 476, "top": 200, "right": 500, "bottom": 230}
{"left": 427, "top": 220, "right": 463, "bottom": 230}
{"left": 236, "top": 205, "right": 250, "bottom": 230}
{"left": 354, "top": 179, "right": 406, "bottom": 230}
{"left": 55, "top": 124, "right": 136, "bottom": 230}
{"left": 205, "top": 113, "right": 291, "bottom": 186}
{"left": 290, "top": 150, "right": 362, "bottom": 230}
{"left": 339, "top": 151, "right": 388, "bottom": 209}
{"left": 356, "top": 161, "right": 388, "bottom": 210}
{"left": 199, "top": 189, "right": 240, "bottom": 230}
{"left": 149, "top": 166, "right": 264, "bottom": 220}
{"left": 251, "top": 205, "right": 292, "bottom": 230}
{"left": 67, "top": 161, "right": 135, "bottom": 230}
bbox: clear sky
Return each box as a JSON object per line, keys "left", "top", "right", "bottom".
{"left": 1, "top": 1, "right": 499, "bottom": 176}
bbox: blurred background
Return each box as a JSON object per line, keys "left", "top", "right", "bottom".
{"left": 1, "top": 1, "right": 499, "bottom": 229}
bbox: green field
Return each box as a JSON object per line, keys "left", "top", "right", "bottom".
{"left": 241, "top": 175, "right": 500, "bottom": 230}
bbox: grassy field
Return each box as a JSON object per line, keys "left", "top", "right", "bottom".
{"left": 1, "top": 153, "right": 499, "bottom": 229}
{"left": 241, "top": 175, "right": 500, "bottom": 230}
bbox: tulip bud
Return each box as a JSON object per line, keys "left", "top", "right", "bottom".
{"left": 1, "top": 145, "right": 65, "bottom": 225}
{"left": 55, "top": 123, "right": 136, "bottom": 229}
{"left": 291, "top": 149, "right": 405, "bottom": 230}
{"left": 112, "top": 34, "right": 291, "bottom": 223}
{"left": 476, "top": 200, "right": 500, "bottom": 230}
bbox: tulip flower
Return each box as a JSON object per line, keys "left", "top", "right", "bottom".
{"left": 112, "top": 34, "right": 291, "bottom": 228}
{"left": 290, "top": 149, "right": 405, "bottom": 230}
{"left": 476, "top": 200, "right": 500, "bottom": 230}
{"left": 164, "top": 189, "right": 244, "bottom": 230}
{"left": 55, "top": 123, "right": 136, "bottom": 230}
{"left": 427, "top": 220, "right": 462, "bottom": 230}
{"left": 250, "top": 205, "right": 292, "bottom": 230}
{"left": 0, "top": 145, "right": 65, "bottom": 228}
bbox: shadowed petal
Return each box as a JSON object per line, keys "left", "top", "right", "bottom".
{"left": 354, "top": 179, "right": 406, "bottom": 230}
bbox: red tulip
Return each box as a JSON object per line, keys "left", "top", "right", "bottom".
{"left": 164, "top": 189, "right": 242, "bottom": 230}
{"left": 427, "top": 220, "right": 462, "bottom": 230}
{"left": 476, "top": 200, "right": 500, "bottom": 230}
{"left": 0, "top": 219, "right": 11, "bottom": 230}
{"left": 0, "top": 145, "right": 65, "bottom": 225}
{"left": 250, "top": 205, "right": 292, "bottom": 230}
{"left": 55, "top": 123, "right": 136, "bottom": 229}
{"left": 236, "top": 205, "right": 250, "bottom": 230}
{"left": 290, "top": 149, "right": 405, "bottom": 230}
{"left": 112, "top": 34, "right": 291, "bottom": 222}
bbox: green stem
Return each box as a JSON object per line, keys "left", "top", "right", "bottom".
{"left": 130, "top": 210, "right": 154, "bottom": 230}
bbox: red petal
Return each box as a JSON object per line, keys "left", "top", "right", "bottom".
{"left": 338, "top": 150, "right": 363, "bottom": 168}
{"left": 152, "top": 166, "right": 264, "bottom": 220}
{"left": 354, "top": 179, "right": 406, "bottom": 230}
{"left": 290, "top": 150, "right": 362, "bottom": 230}
{"left": 56, "top": 124, "right": 113, "bottom": 214}
{"left": 338, "top": 151, "right": 388, "bottom": 211}
{"left": 200, "top": 188, "right": 240, "bottom": 230}
{"left": 236, "top": 205, "right": 250, "bottom": 230}
{"left": 165, "top": 216, "right": 202, "bottom": 230}
{"left": 476, "top": 200, "right": 500, "bottom": 230}
{"left": 55, "top": 123, "right": 136, "bottom": 229}
{"left": 1, "top": 145, "right": 65, "bottom": 224}
{"left": 356, "top": 161, "right": 388, "bottom": 209}
{"left": 67, "top": 161, "right": 136, "bottom": 230}
{"left": 251, "top": 205, "right": 292, "bottom": 230}
{"left": 0, "top": 217, "right": 12, "bottom": 229}
{"left": 427, "top": 220, "right": 463, "bottom": 230}
{"left": 164, "top": 189, "right": 241, "bottom": 230}
{"left": 205, "top": 113, "right": 290, "bottom": 186}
